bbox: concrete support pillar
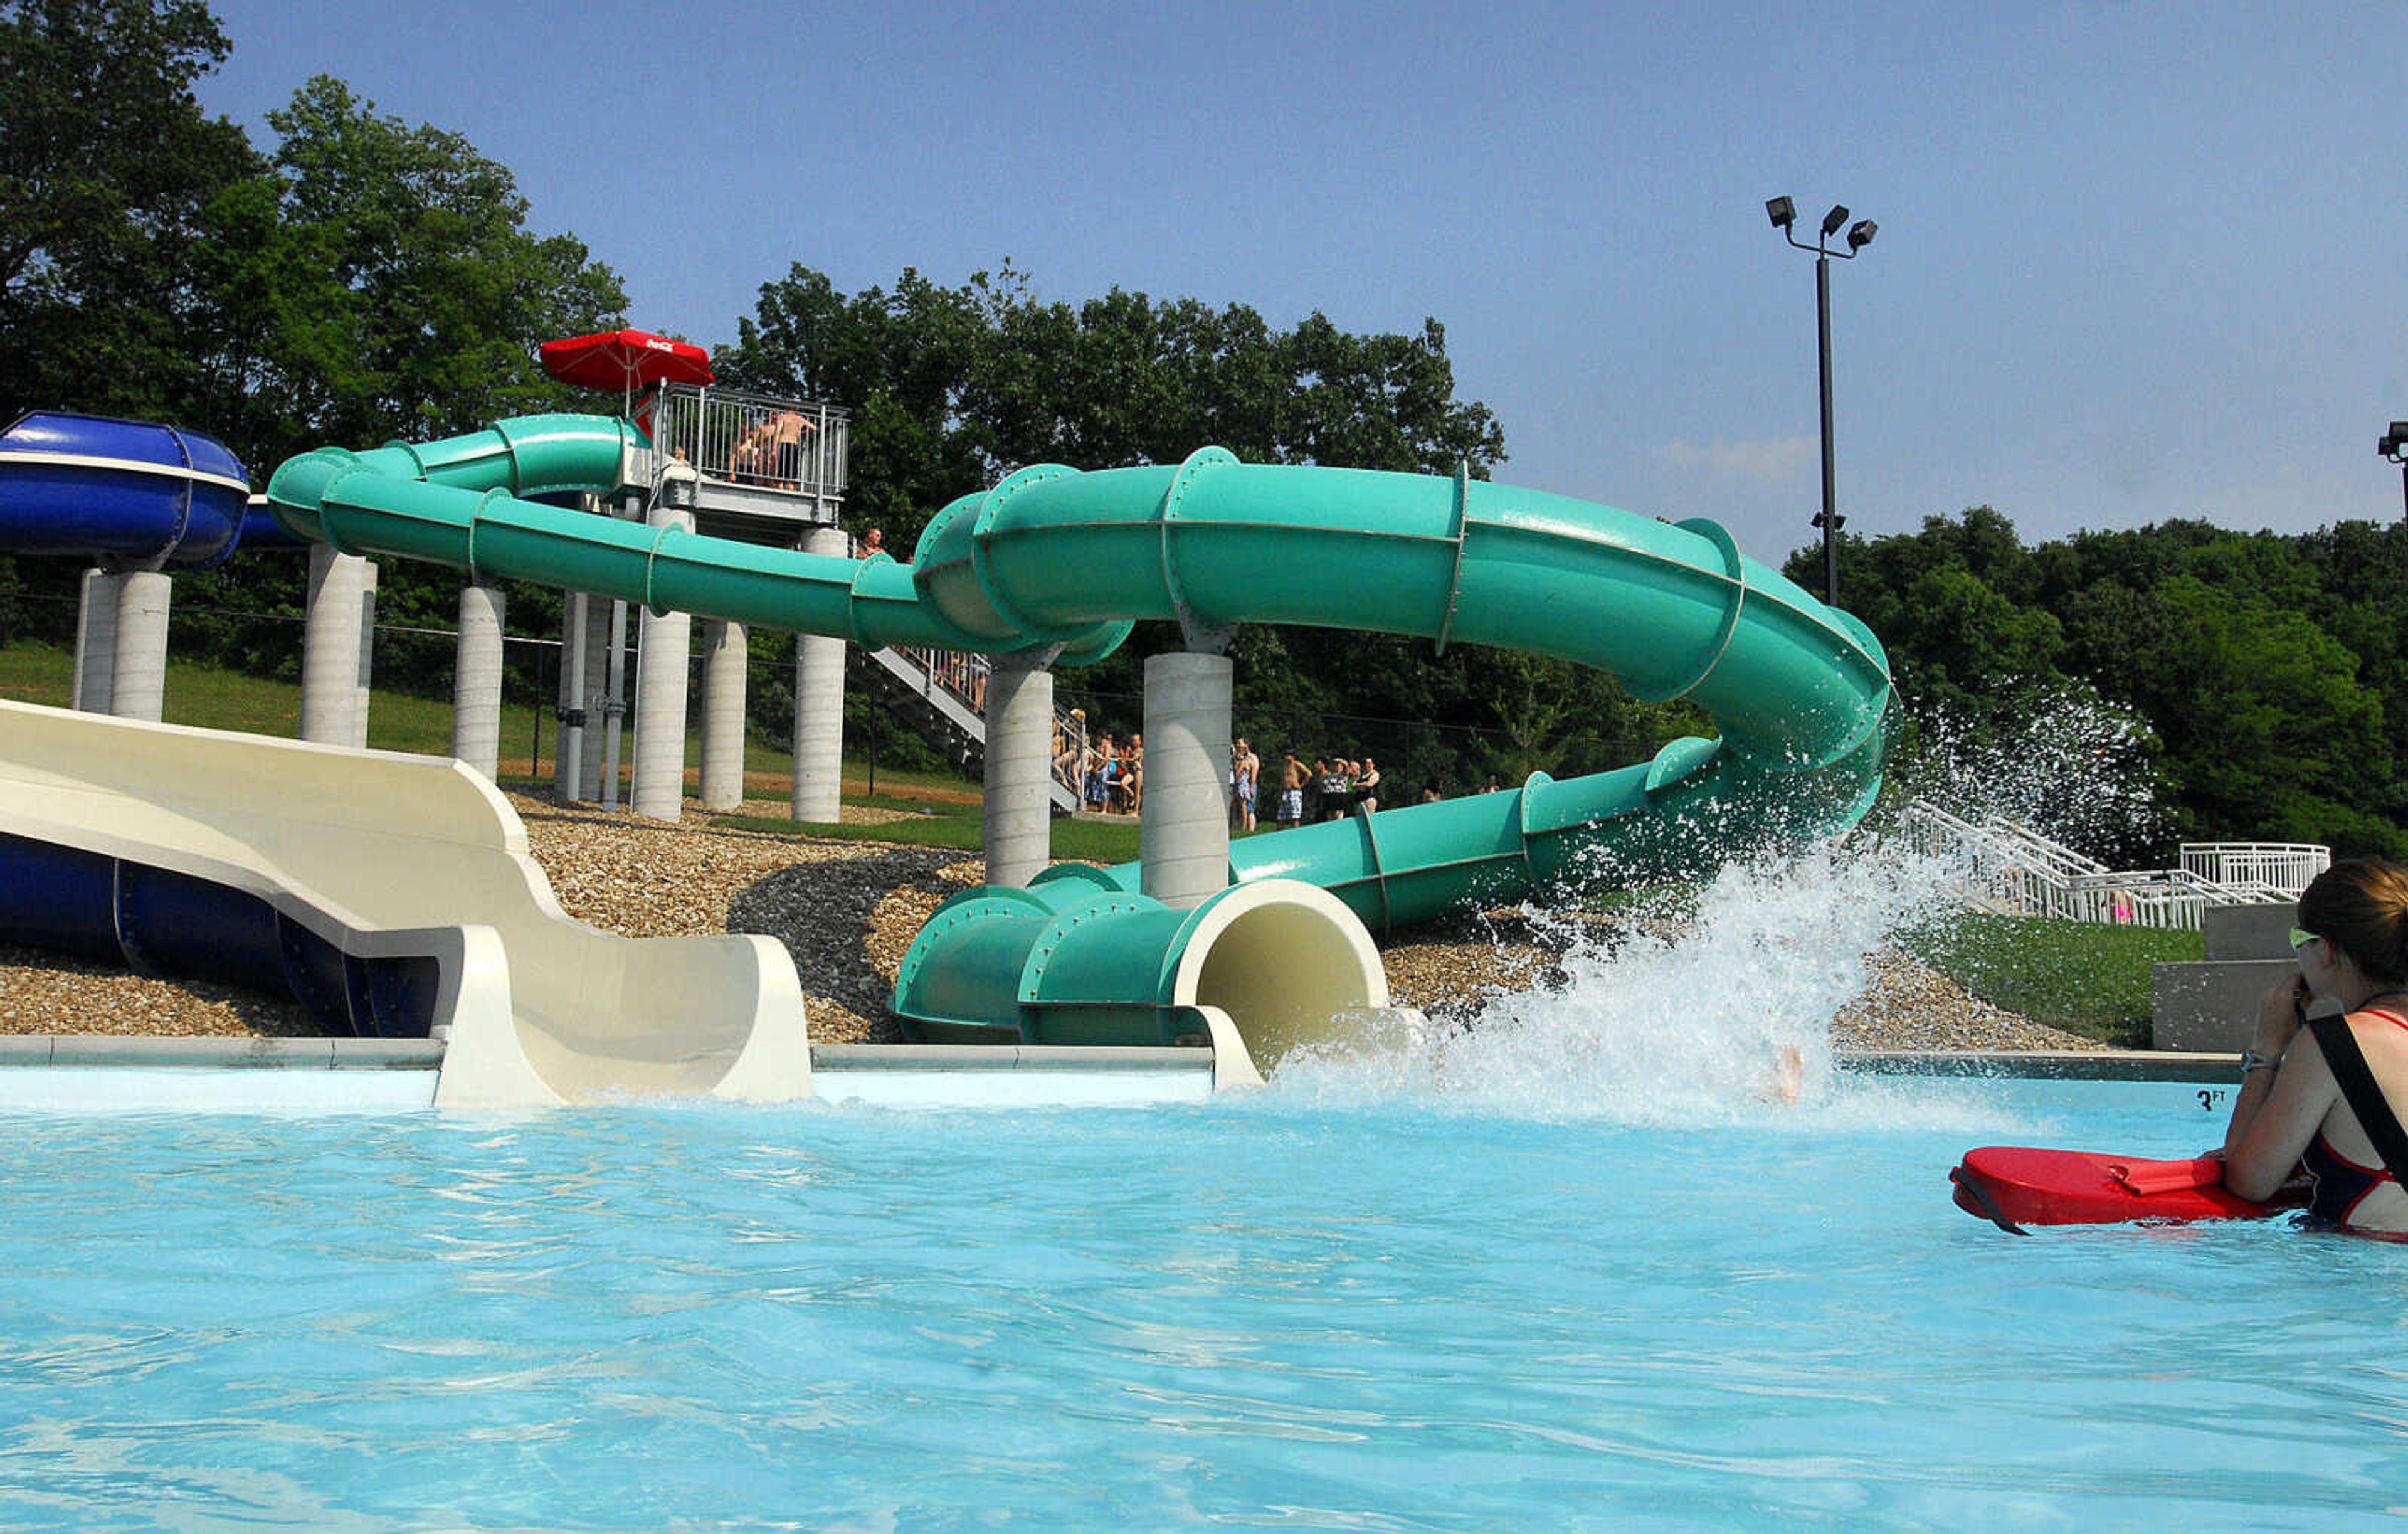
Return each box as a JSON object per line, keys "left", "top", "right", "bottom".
{"left": 630, "top": 503, "right": 695, "bottom": 820}
{"left": 72, "top": 568, "right": 122, "bottom": 713}
{"left": 601, "top": 596, "right": 630, "bottom": 808}
{"left": 108, "top": 571, "right": 172, "bottom": 722}
{"left": 554, "top": 592, "right": 588, "bottom": 800}
{"left": 580, "top": 595, "right": 614, "bottom": 801}
{"left": 1139, "top": 650, "right": 1234, "bottom": 910}
{"left": 301, "top": 544, "right": 371, "bottom": 744}
{"left": 699, "top": 618, "right": 748, "bottom": 812}
{"left": 452, "top": 581, "right": 507, "bottom": 780}
{"left": 981, "top": 650, "right": 1055, "bottom": 888}
{"left": 791, "top": 525, "right": 850, "bottom": 823}
{"left": 351, "top": 560, "right": 378, "bottom": 749}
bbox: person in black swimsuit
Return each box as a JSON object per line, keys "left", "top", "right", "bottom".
{"left": 2222, "top": 857, "right": 2408, "bottom": 1234}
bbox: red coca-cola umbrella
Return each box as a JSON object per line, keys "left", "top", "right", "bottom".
{"left": 539, "top": 329, "right": 714, "bottom": 393}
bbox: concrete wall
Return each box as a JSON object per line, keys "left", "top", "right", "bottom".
{"left": 2154, "top": 901, "right": 2298, "bottom": 1050}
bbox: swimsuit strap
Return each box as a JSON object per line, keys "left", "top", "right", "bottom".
{"left": 2308, "top": 1013, "right": 2408, "bottom": 1191}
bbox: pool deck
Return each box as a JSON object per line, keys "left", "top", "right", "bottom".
{"left": 0, "top": 1038, "right": 2242, "bottom": 1109}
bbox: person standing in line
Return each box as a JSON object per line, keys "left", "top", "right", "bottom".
{"left": 1087, "top": 734, "right": 1115, "bottom": 810}
{"left": 1230, "top": 738, "right": 1259, "bottom": 833}
{"left": 1277, "top": 753, "right": 1306, "bottom": 830}
{"left": 1101, "top": 736, "right": 1127, "bottom": 813}
{"left": 1323, "top": 758, "right": 1351, "bottom": 822}
{"left": 1055, "top": 709, "right": 1085, "bottom": 790}
{"left": 1354, "top": 756, "right": 1381, "bottom": 815}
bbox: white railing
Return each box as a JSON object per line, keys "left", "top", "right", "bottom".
{"left": 1897, "top": 800, "right": 2326, "bottom": 931}
{"left": 897, "top": 645, "right": 988, "bottom": 716}
{"left": 641, "top": 383, "right": 849, "bottom": 501}
{"left": 2180, "top": 842, "right": 2329, "bottom": 897}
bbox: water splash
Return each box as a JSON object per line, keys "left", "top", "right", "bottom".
{"left": 1267, "top": 836, "right": 2029, "bottom": 1133}
{"left": 1888, "top": 683, "right": 2166, "bottom": 865}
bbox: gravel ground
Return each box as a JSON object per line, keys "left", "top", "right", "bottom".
{"left": 0, "top": 793, "right": 2106, "bottom": 1052}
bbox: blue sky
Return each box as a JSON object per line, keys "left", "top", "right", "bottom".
{"left": 198, "top": 1, "right": 2408, "bottom": 564}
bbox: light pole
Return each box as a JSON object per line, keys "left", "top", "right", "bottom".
{"left": 1766, "top": 196, "right": 1876, "bottom": 608}
{"left": 2382, "top": 421, "right": 2408, "bottom": 523}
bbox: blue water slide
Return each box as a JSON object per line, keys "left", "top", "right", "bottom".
{"left": 0, "top": 831, "right": 441, "bottom": 1037}
{"left": 0, "top": 413, "right": 369, "bottom": 1027}
{"left": 0, "top": 410, "right": 279, "bottom": 569}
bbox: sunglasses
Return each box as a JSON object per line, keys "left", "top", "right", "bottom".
{"left": 2290, "top": 928, "right": 2322, "bottom": 951}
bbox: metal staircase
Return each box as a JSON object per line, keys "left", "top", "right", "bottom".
{"left": 1896, "top": 800, "right": 2325, "bottom": 931}
{"left": 857, "top": 646, "right": 1083, "bottom": 814}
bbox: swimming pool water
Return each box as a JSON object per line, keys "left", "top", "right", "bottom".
{"left": 2, "top": 1074, "right": 2400, "bottom": 1531}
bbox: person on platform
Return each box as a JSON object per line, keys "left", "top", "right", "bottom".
{"left": 768, "top": 410, "right": 814, "bottom": 487}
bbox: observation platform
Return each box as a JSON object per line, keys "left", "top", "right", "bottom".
{"left": 625, "top": 383, "right": 852, "bottom": 545}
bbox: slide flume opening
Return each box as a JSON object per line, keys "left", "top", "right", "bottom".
{"left": 1172, "top": 881, "right": 1389, "bottom": 1068}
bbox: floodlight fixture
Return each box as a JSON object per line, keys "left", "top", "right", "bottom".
{"left": 2384, "top": 421, "right": 2408, "bottom": 522}
{"left": 1764, "top": 193, "right": 1881, "bottom": 605}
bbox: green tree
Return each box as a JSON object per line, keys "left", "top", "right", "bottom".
{"left": 1792, "top": 507, "right": 2069, "bottom": 724}
{"left": 721, "top": 262, "right": 1506, "bottom": 554}
{"left": 202, "top": 75, "right": 628, "bottom": 468}
{"left": 0, "top": 0, "right": 259, "bottom": 425}
{"left": 2081, "top": 574, "right": 2393, "bottom": 850}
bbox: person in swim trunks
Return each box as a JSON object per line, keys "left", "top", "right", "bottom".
{"left": 1275, "top": 753, "right": 1306, "bottom": 829}
{"left": 2222, "top": 857, "right": 2408, "bottom": 1235}
{"left": 1230, "top": 739, "right": 1258, "bottom": 833}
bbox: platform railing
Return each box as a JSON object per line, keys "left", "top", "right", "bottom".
{"left": 642, "top": 384, "right": 849, "bottom": 501}
{"left": 2179, "top": 842, "right": 2330, "bottom": 898}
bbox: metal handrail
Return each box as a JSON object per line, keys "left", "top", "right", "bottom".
{"left": 889, "top": 645, "right": 1092, "bottom": 803}
{"left": 2179, "top": 842, "right": 2329, "bottom": 897}
{"left": 642, "top": 383, "right": 850, "bottom": 500}
{"left": 1896, "top": 799, "right": 2325, "bottom": 931}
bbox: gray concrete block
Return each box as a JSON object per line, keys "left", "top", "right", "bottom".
{"left": 327, "top": 1040, "right": 445, "bottom": 1071}
{"left": 2153, "top": 958, "right": 2298, "bottom": 1050}
{"left": 2202, "top": 902, "right": 2300, "bottom": 961}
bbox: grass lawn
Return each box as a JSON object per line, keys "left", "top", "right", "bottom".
{"left": 1901, "top": 912, "right": 2201, "bottom": 1049}
{"left": 709, "top": 798, "right": 1143, "bottom": 864}
{"left": 1, "top": 639, "right": 531, "bottom": 753}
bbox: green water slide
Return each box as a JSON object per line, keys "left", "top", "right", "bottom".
{"left": 268, "top": 416, "right": 1891, "bottom": 1062}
